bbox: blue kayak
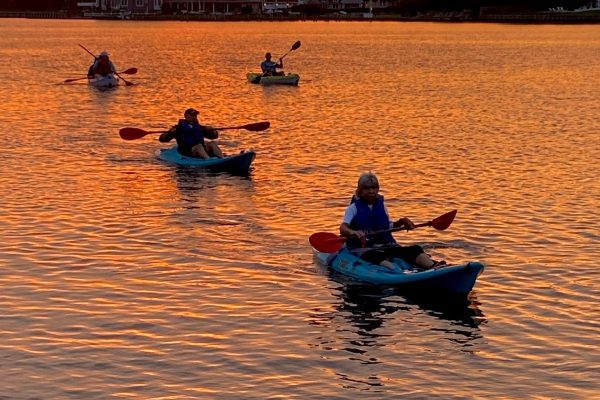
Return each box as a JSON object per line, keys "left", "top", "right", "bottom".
{"left": 314, "top": 247, "right": 484, "bottom": 295}
{"left": 156, "top": 146, "right": 256, "bottom": 175}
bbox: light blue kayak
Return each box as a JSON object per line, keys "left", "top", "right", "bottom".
{"left": 156, "top": 146, "right": 256, "bottom": 175}
{"left": 314, "top": 247, "right": 484, "bottom": 295}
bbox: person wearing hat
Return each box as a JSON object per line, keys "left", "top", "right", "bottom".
{"left": 88, "top": 51, "right": 116, "bottom": 78}
{"left": 339, "top": 172, "right": 445, "bottom": 270}
{"left": 159, "top": 108, "right": 224, "bottom": 159}
{"left": 260, "top": 52, "right": 284, "bottom": 76}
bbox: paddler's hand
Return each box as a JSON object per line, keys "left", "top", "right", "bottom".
{"left": 394, "top": 217, "right": 415, "bottom": 231}
{"left": 203, "top": 126, "right": 219, "bottom": 140}
{"left": 348, "top": 229, "right": 365, "bottom": 239}
{"left": 159, "top": 130, "right": 174, "bottom": 143}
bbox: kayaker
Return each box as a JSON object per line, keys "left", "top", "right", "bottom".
{"left": 339, "top": 172, "right": 446, "bottom": 270}
{"left": 88, "top": 51, "right": 116, "bottom": 78}
{"left": 158, "top": 108, "right": 224, "bottom": 159}
{"left": 260, "top": 52, "right": 284, "bottom": 76}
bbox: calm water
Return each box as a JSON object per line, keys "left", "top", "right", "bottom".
{"left": 0, "top": 19, "right": 599, "bottom": 399}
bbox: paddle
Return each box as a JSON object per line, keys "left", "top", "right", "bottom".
{"left": 280, "top": 40, "right": 301, "bottom": 60}
{"left": 309, "top": 210, "right": 458, "bottom": 253}
{"left": 115, "top": 72, "right": 135, "bottom": 86}
{"left": 63, "top": 67, "right": 138, "bottom": 83}
{"left": 79, "top": 43, "right": 96, "bottom": 58}
{"left": 119, "top": 121, "right": 271, "bottom": 141}
{"left": 79, "top": 44, "right": 136, "bottom": 86}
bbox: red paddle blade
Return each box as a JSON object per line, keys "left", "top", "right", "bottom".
{"left": 243, "top": 121, "right": 270, "bottom": 131}
{"left": 430, "top": 209, "right": 457, "bottom": 231}
{"left": 119, "top": 127, "right": 151, "bottom": 140}
{"left": 217, "top": 121, "right": 270, "bottom": 132}
{"left": 309, "top": 232, "right": 346, "bottom": 253}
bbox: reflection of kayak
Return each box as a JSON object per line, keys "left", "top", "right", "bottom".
{"left": 156, "top": 146, "right": 256, "bottom": 175}
{"left": 313, "top": 247, "right": 484, "bottom": 295}
{"left": 247, "top": 72, "right": 300, "bottom": 86}
{"left": 88, "top": 74, "right": 119, "bottom": 88}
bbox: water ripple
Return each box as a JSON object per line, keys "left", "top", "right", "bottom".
{"left": 0, "top": 20, "right": 598, "bottom": 399}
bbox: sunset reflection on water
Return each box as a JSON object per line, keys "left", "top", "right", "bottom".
{"left": 0, "top": 19, "right": 598, "bottom": 399}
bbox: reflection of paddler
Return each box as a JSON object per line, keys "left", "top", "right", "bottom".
{"left": 159, "top": 108, "right": 224, "bottom": 159}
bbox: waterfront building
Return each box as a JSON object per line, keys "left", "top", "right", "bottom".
{"left": 77, "top": 0, "right": 264, "bottom": 16}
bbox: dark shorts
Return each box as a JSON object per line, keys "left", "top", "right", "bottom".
{"left": 360, "top": 245, "right": 424, "bottom": 265}
{"left": 177, "top": 146, "right": 194, "bottom": 157}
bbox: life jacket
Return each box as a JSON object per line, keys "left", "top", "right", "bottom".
{"left": 174, "top": 120, "right": 205, "bottom": 156}
{"left": 347, "top": 195, "right": 395, "bottom": 248}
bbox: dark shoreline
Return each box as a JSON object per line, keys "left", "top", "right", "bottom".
{"left": 1, "top": 10, "right": 600, "bottom": 24}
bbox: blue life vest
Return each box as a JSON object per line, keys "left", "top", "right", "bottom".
{"left": 347, "top": 195, "right": 395, "bottom": 248}
{"left": 175, "top": 119, "right": 205, "bottom": 156}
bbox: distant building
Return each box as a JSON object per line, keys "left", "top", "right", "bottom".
{"left": 310, "top": 0, "right": 392, "bottom": 11}
{"left": 159, "top": 0, "right": 262, "bottom": 14}
{"left": 77, "top": 0, "right": 263, "bottom": 15}
{"left": 77, "top": 0, "right": 163, "bottom": 15}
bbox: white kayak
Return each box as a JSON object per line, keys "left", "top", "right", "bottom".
{"left": 88, "top": 74, "right": 119, "bottom": 88}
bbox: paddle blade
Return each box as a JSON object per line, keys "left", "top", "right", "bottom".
{"left": 119, "top": 127, "right": 152, "bottom": 140}
{"left": 121, "top": 67, "right": 138, "bottom": 75}
{"left": 291, "top": 40, "right": 301, "bottom": 51}
{"left": 242, "top": 121, "right": 270, "bottom": 131}
{"left": 115, "top": 72, "right": 136, "bottom": 86}
{"left": 309, "top": 232, "right": 346, "bottom": 253}
{"left": 217, "top": 121, "right": 270, "bottom": 132}
{"left": 430, "top": 209, "right": 457, "bottom": 231}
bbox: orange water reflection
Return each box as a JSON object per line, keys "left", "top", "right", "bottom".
{"left": 0, "top": 19, "right": 598, "bottom": 399}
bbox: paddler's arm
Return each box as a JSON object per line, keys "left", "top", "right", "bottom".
{"left": 340, "top": 222, "right": 364, "bottom": 239}
{"left": 159, "top": 126, "right": 177, "bottom": 142}
{"left": 201, "top": 125, "right": 219, "bottom": 140}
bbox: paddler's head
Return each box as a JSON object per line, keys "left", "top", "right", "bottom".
{"left": 356, "top": 172, "right": 380, "bottom": 204}
{"left": 265, "top": 52, "right": 272, "bottom": 61}
{"left": 184, "top": 108, "right": 199, "bottom": 123}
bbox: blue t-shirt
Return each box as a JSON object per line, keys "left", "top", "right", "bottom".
{"left": 261, "top": 60, "right": 278, "bottom": 75}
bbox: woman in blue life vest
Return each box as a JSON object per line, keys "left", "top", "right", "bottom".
{"left": 158, "top": 108, "right": 224, "bottom": 159}
{"left": 339, "top": 172, "right": 446, "bottom": 270}
{"left": 260, "top": 52, "right": 284, "bottom": 76}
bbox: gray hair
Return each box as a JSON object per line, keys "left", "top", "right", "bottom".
{"left": 357, "top": 172, "right": 379, "bottom": 188}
